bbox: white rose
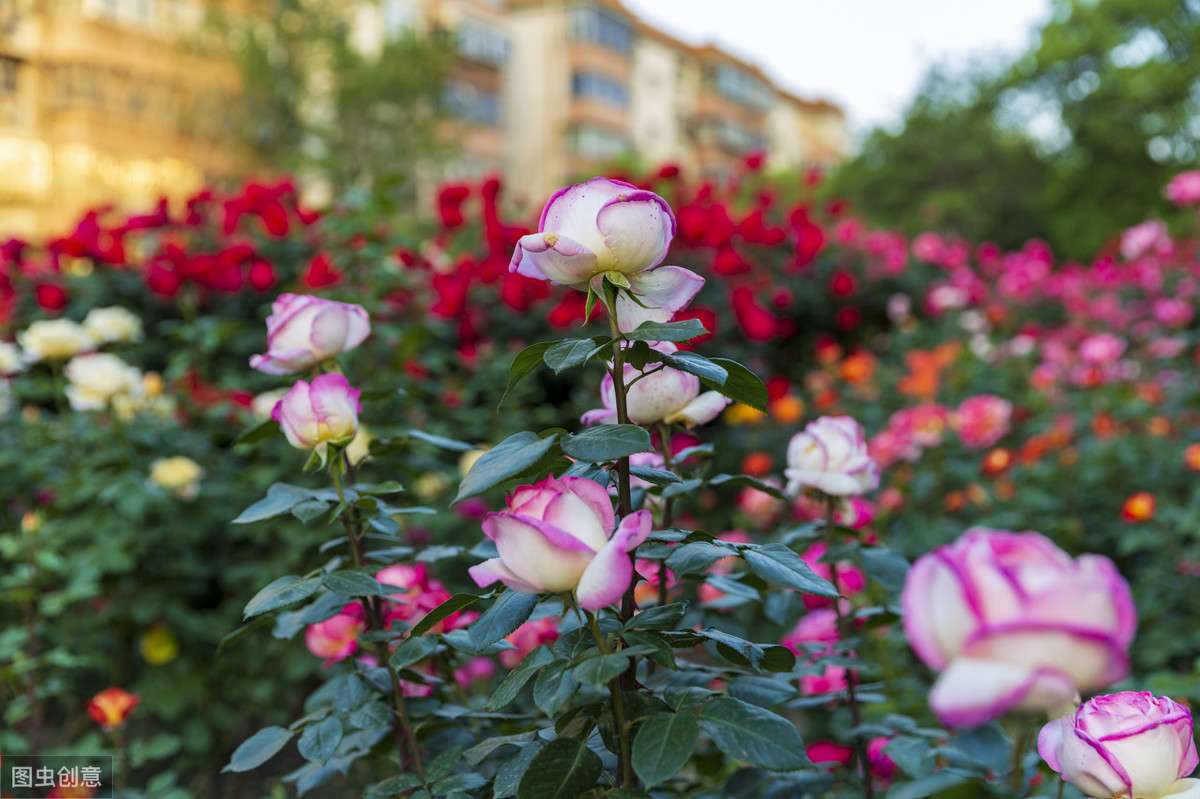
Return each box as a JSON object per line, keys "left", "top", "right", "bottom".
{"left": 19, "top": 320, "right": 93, "bottom": 362}
{"left": 83, "top": 307, "right": 144, "bottom": 344}
{"left": 0, "top": 342, "right": 25, "bottom": 375}
{"left": 64, "top": 353, "right": 142, "bottom": 411}
{"left": 785, "top": 415, "right": 881, "bottom": 497}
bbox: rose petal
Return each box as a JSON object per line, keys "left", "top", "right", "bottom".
{"left": 596, "top": 190, "right": 674, "bottom": 273}
{"left": 666, "top": 390, "right": 731, "bottom": 426}
{"left": 510, "top": 232, "right": 599, "bottom": 286}
{"left": 468, "top": 558, "right": 542, "bottom": 594}
{"left": 928, "top": 657, "right": 1076, "bottom": 728}
{"left": 617, "top": 266, "right": 705, "bottom": 333}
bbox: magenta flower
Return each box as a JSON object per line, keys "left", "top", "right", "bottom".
{"left": 271, "top": 374, "right": 362, "bottom": 457}
{"left": 952, "top": 394, "right": 1012, "bottom": 449}
{"left": 1167, "top": 171, "right": 1200, "bottom": 205}
{"left": 468, "top": 475, "right": 651, "bottom": 610}
{"left": 785, "top": 416, "right": 881, "bottom": 497}
{"left": 581, "top": 342, "right": 729, "bottom": 427}
{"left": 509, "top": 177, "right": 704, "bottom": 332}
{"left": 250, "top": 293, "right": 370, "bottom": 374}
{"left": 305, "top": 606, "right": 364, "bottom": 667}
{"left": 1039, "top": 692, "right": 1200, "bottom": 799}
{"left": 901, "top": 528, "right": 1136, "bottom": 728}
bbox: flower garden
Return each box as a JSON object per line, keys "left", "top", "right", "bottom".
{"left": 5, "top": 161, "right": 1200, "bottom": 798}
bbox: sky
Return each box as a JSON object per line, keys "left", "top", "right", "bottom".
{"left": 621, "top": 0, "right": 1054, "bottom": 136}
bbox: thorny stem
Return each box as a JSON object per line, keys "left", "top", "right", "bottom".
{"left": 332, "top": 461, "right": 426, "bottom": 782}
{"left": 825, "top": 496, "right": 873, "bottom": 799}
{"left": 655, "top": 423, "right": 676, "bottom": 610}
{"left": 587, "top": 610, "right": 633, "bottom": 789}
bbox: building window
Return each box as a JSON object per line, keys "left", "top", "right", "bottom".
{"left": 571, "top": 71, "right": 628, "bottom": 107}
{"left": 701, "top": 118, "right": 765, "bottom": 153}
{"left": 457, "top": 18, "right": 509, "bottom": 66}
{"left": 567, "top": 6, "right": 632, "bottom": 54}
{"left": 713, "top": 65, "right": 771, "bottom": 112}
{"left": 568, "top": 124, "right": 629, "bottom": 158}
{"left": 442, "top": 80, "right": 502, "bottom": 126}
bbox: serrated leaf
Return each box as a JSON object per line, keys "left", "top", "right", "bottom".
{"left": 665, "top": 541, "right": 736, "bottom": 576}
{"left": 860, "top": 547, "right": 911, "bottom": 592}
{"left": 661, "top": 351, "right": 728, "bottom": 384}
{"left": 409, "top": 592, "right": 484, "bottom": 636}
{"left": 624, "top": 602, "right": 688, "bottom": 631}
{"left": 290, "top": 499, "right": 330, "bottom": 523}
{"left": 235, "top": 417, "right": 281, "bottom": 445}
{"left": 622, "top": 630, "right": 676, "bottom": 668}
{"left": 702, "top": 358, "right": 768, "bottom": 411}
{"left": 494, "top": 742, "right": 544, "bottom": 799}
{"left": 368, "top": 773, "right": 423, "bottom": 795}
{"left": 405, "top": 429, "right": 476, "bottom": 452}
{"left": 456, "top": 431, "right": 561, "bottom": 502}
{"left": 233, "top": 483, "right": 319, "bottom": 524}
{"left": 632, "top": 712, "right": 698, "bottom": 787}
{"left": 515, "top": 737, "right": 602, "bottom": 799}
{"left": 743, "top": 544, "right": 840, "bottom": 597}
{"left": 543, "top": 338, "right": 603, "bottom": 373}
{"left": 389, "top": 636, "right": 439, "bottom": 670}
{"left": 485, "top": 646, "right": 557, "bottom": 710}
{"left": 298, "top": 717, "right": 342, "bottom": 762}
{"left": 623, "top": 318, "right": 709, "bottom": 342}
{"left": 561, "top": 425, "right": 652, "bottom": 462}
{"left": 467, "top": 590, "right": 539, "bottom": 652}
{"left": 364, "top": 480, "right": 406, "bottom": 495}
{"left": 464, "top": 732, "right": 538, "bottom": 766}
{"left": 698, "top": 698, "right": 809, "bottom": 771}
{"left": 572, "top": 652, "right": 629, "bottom": 688}
{"left": 244, "top": 576, "right": 323, "bottom": 618}
{"left": 500, "top": 341, "right": 555, "bottom": 407}
{"left": 884, "top": 772, "right": 969, "bottom": 799}
{"left": 533, "top": 661, "right": 579, "bottom": 716}
{"left": 323, "top": 571, "right": 384, "bottom": 597}
{"left": 628, "top": 466, "right": 683, "bottom": 485}
{"left": 222, "top": 726, "right": 294, "bottom": 773}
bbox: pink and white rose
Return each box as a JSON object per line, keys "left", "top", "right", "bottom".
{"left": 1167, "top": 171, "right": 1200, "bottom": 205}
{"left": 581, "top": 342, "right": 729, "bottom": 427}
{"left": 902, "top": 528, "right": 1136, "bottom": 728}
{"left": 952, "top": 394, "right": 1013, "bottom": 449}
{"left": 271, "top": 374, "right": 362, "bottom": 456}
{"left": 1039, "top": 691, "right": 1200, "bottom": 799}
{"left": 785, "top": 416, "right": 881, "bottom": 496}
{"left": 509, "top": 177, "right": 704, "bottom": 332}
{"left": 250, "top": 293, "right": 370, "bottom": 374}
{"left": 468, "top": 475, "right": 652, "bottom": 610}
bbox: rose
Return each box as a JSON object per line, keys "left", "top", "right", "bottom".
{"left": 1079, "top": 333, "right": 1127, "bottom": 365}
{"left": 468, "top": 475, "right": 652, "bottom": 610}
{"left": 64, "top": 352, "right": 143, "bottom": 411}
{"left": 901, "top": 528, "right": 1136, "bottom": 728}
{"left": 271, "top": 374, "right": 362, "bottom": 457}
{"left": 1039, "top": 692, "right": 1200, "bottom": 799}
{"left": 1121, "top": 220, "right": 1170, "bottom": 260}
{"left": 82, "top": 306, "right": 143, "bottom": 344}
{"left": 581, "top": 342, "right": 729, "bottom": 427}
{"left": 1167, "top": 171, "right": 1200, "bottom": 205}
{"left": 305, "top": 606, "right": 365, "bottom": 667}
{"left": 952, "top": 394, "right": 1012, "bottom": 449}
{"left": 19, "top": 319, "right": 93, "bottom": 362}
{"left": 249, "top": 293, "right": 370, "bottom": 374}
{"left": 785, "top": 416, "right": 880, "bottom": 496}
{"left": 0, "top": 342, "right": 25, "bottom": 375}
{"left": 149, "top": 456, "right": 205, "bottom": 500}
{"left": 509, "top": 177, "right": 704, "bottom": 332}
{"left": 87, "top": 687, "right": 140, "bottom": 730}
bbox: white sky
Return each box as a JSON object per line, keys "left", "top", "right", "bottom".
{"left": 621, "top": 0, "right": 1053, "bottom": 136}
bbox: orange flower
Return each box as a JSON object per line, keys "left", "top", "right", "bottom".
{"left": 840, "top": 351, "right": 876, "bottom": 384}
{"left": 1091, "top": 413, "right": 1119, "bottom": 440}
{"left": 943, "top": 491, "right": 966, "bottom": 513}
{"left": 1147, "top": 417, "right": 1172, "bottom": 438}
{"left": 768, "top": 395, "right": 805, "bottom": 425}
{"left": 87, "top": 687, "right": 140, "bottom": 731}
{"left": 1184, "top": 443, "right": 1200, "bottom": 471}
{"left": 741, "top": 451, "right": 774, "bottom": 477}
{"left": 1121, "top": 492, "right": 1155, "bottom": 523}
{"left": 981, "top": 448, "right": 1013, "bottom": 477}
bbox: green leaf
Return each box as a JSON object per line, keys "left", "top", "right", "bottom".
{"left": 426, "top": 744, "right": 463, "bottom": 783}
{"left": 290, "top": 499, "right": 330, "bottom": 523}
{"left": 218, "top": 616, "right": 274, "bottom": 652}
{"left": 661, "top": 350, "right": 728, "bottom": 384}
{"left": 485, "top": 646, "right": 556, "bottom": 711}
{"left": 409, "top": 592, "right": 484, "bottom": 636}
{"left": 698, "top": 698, "right": 810, "bottom": 771}
{"left": 572, "top": 652, "right": 630, "bottom": 688}
{"left": 467, "top": 590, "right": 539, "bottom": 652}
{"left": 881, "top": 736, "right": 935, "bottom": 779}
{"left": 665, "top": 541, "right": 736, "bottom": 576}
{"left": 405, "top": 429, "right": 476, "bottom": 452}
{"left": 464, "top": 732, "right": 538, "bottom": 766}
{"left": 368, "top": 773, "right": 424, "bottom": 795}
{"left": 860, "top": 547, "right": 911, "bottom": 592}
{"left": 631, "top": 712, "right": 698, "bottom": 787}
{"left": 233, "top": 483, "right": 319, "bottom": 524}
{"left": 297, "top": 717, "right": 342, "bottom": 762}
{"left": 702, "top": 358, "right": 768, "bottom": 411}
{"left": 584, "top": 286, "right": 600, "bottom": 321}
{"left": 561, "top": 425, "right": 652, "bottom": 462}
{"left": 234, "top": 417, "right": 281, "bottom": 445}
{"left": 696, "top": 627, "right": 766, "bottom": 671}
{"left": 743, "top": 544, "right": 840, "bottom": 597}
{"left": 625, "top": 602, "right": 689, "bottom": 631}
{"left": 222, "top": 726, "right": 294, "bottom": 773}
{"left": 884, "top": 772, "right": 969, "bottom": 799}
{"left": 323, "top": 571, "right": 384, "bottom": 597}
{"left": 708, "top": 474, "right": 787, "bottom": 499}
{"left": 621, "top": 630, "right": 676, "bottom": 668}
{"left": 628, "top": 466, "right": 682, "bottom": 485}
{"left": 534, "top": 661, "right": 579, "bottom": 717}
{"left": 455, "top": 431, "right": 561, "bottom": 502}
{"left": 543, "top": 338, "right": 604, "bottom": 373}
{"left": 623, "top": 318, "right": 709, "bottom": 342}
{"left": 243, "top": 576, "right": 323, "bottom": 618}
{"left": 495, "top": 742, "right": 544, "bottom": 799}
{"left": 500, "top": 341, "right": 555, "bottom": 407}
{"left": 388, "top": 635, "right": 439, "bottom": 670}
{"left": 515, "top": 737, "right": 602, "bottom": 799}
{"left": 364, "top": 480, "right": 406, "bottom": 495}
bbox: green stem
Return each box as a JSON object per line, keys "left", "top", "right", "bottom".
{"left": 825, "top": 496, "right": 872, "bottom": 799}
{"left": 587, "top": 611, "right": 633, "bottom": 789}
{"left": 654, "top": 423, "right": 676, "bottom": 610}
{"left": 1057, "top": 775, "right": 1065, "bottom": 799}
{"left": 22, "top": 519, "right": 41, "bottom": 754}
{"left": 1010, "top": 720, "right": 1031, "bottom": 797}
{"left": 331, "top": 462, "right": 425, "bottom": 782}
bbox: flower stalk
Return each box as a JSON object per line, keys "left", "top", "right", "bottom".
{"left": 587, "top": 610, "right": 633, "bottom": 789}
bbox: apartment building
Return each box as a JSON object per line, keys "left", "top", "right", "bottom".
{"left": 0, "top": 0, "right": 246, "bottom": 240}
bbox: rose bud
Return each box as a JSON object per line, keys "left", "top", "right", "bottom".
{"left": 581, "top": 342, "right": 729, "bottom": 427}
{"left": 87, "top": 687, "right": 140, "bottom": 731}
{"left": 785, "top": 416, "right": 881, "bottom": 497}
{"left": 271, "top": 374, "right": 362, "bottom": 459}
{"left": 249, "top": 293, "right": 370, "bottom": 374}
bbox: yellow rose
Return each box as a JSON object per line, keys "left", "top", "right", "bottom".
{"left": 83, "top": 306, "right": 143, "bottom": 344}
{"left": 149, "top": 456, "right": 204, "bottom": 500}
{"left": 19, "top": 319, "right": 93, "bottom": 361}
